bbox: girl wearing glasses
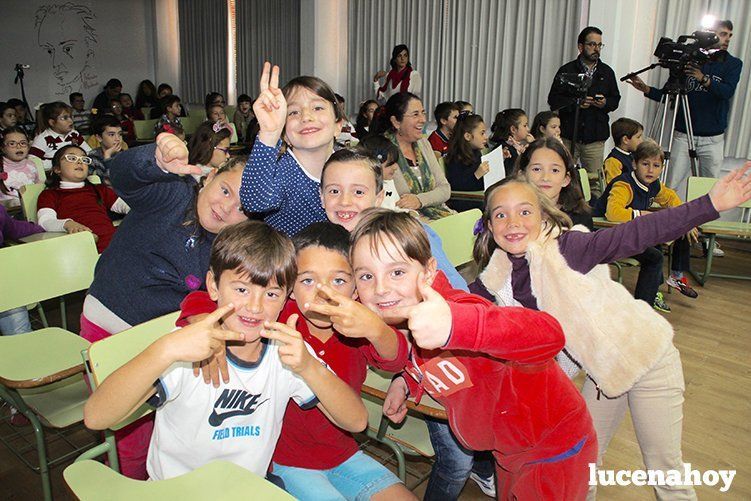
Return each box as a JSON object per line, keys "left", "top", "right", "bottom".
{"left": 187, "top": 121, "right": 232, "bottom": 179}
{"left": 37, "top": 145, "right": 129, "bottom": 252}
{"left": 0, "top": 127, "right": 40, "bottom": 207}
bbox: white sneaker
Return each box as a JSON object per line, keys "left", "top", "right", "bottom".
{"left": 469, "top": 472, "right": 496, "bottom": 498}
{"left": 712, "top": 242, "right": 725, "bottom": 257}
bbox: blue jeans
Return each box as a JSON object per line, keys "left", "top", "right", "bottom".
{"left": 424, "top": 418, "right": 495, "bottom": 501}
{"left": 0, "top": 307, "right": 32, "bottom": 335}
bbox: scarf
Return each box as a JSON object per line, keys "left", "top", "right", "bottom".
{"left": 378, "top": 66, "right": 413, "bottom": 95}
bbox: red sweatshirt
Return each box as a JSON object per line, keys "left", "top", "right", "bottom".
{"left": 403, "top": 272, "right": 594, "bottom": 472}
{"left": 177, "top": 291, "right": 410, "bottom": 469}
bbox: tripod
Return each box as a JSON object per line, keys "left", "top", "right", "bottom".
{"left": 13, "top": 64, "right": 34, "bottom": 123}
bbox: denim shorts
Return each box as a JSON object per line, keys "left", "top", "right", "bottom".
{"left": 272, "top": 451, "right": 402, "bottom": 501}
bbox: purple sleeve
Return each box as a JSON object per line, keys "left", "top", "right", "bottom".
{"left": 558, "top": 195, "right": 719, "bottom": 274}
{"left": 0, "top": 205, "right": 44, "bottom": 243}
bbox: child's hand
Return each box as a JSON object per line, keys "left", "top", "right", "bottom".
{"left": 103, "top": 141, "right": 122, "bottom": 160}
{"left": 64, "top": 220, "right": 93, "bottom": 234}
{"left": 254, "top": 62, "right": 287, "bottom": 145}
{"left": 163, "top": 304, "right": 245, "bottom": 363}
{"left": 261, "top": 314, "right": 313, "bottom": 375}
{"left": 502, "top": 146, "right": 511, "bottom": 159}
{"left": 474, "top": 161, "right": 490, "bottom": 179}
{"left": 305, "top": 284, "right": 387, "bottom": 339}
{"left": 708, "top": 163, "right": 751, "bottom": 212}
{"left": 525, "top": 133, "right": 535, "bottom": 144}
{"left": 687, "top": 227, "right": 699, "bottom": 245}
{"left": 155, "top": 133, "right": 202, "bottom": 176}
{"left": 383, "top": 377, "right": 409, "bottom": 424}
{"left": 387, "top": 273, "right": 452, "bottom": 350}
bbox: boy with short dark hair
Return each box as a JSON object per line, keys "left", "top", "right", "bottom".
{"left": 603, "top": 117, "right": 643, "bottom": 184}
{"left": 69, "top": 92, "right": 91, "bottom": 135}
{"left": 88, "top": 115, "right": 125, "bottom": 181}
{"left": 428, "top": 102, "right": 460, "bottom": 155}
{"left": 154, "top": 95, "right": 183, "bottom": 135}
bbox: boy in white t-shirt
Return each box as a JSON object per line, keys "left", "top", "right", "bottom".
{"left": 83, "top": 220, "right": 367, "bottom": 480}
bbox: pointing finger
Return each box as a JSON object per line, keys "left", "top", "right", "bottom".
{"left": 304, "top": 301, "right": 340, "bottom": 318}
{"left": 315, "top": 283, "right": 345, "bottom": 305}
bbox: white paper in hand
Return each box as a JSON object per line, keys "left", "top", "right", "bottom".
{"left": 482, "top": 146, "right": 507, "bottom": 190}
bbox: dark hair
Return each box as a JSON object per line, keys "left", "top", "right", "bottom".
{"left": 610, "top": 118, "right": 643, "bottom": 146}
{"left": 157, "top": 83, "right": 173, "bottom": 95}
{"left": 334, "top": 93, "right": 345, "bottom": 104}
{"left": 69, "top": 92, "right": 83, "bottom": 104}
{"left": 0, "top": 126, "right": 29, "bottom": 194}
{"left": 389, "top": 44, "right": 411, "bottom": 70}
{"left": 105, "top": 78, "right": 122, "bottom": 89}
{"left": 237, "top": 94, "right": 252, "bottom": 104}
{"left": 293, "top": 221, "right": 350, "bottom": 258}
{"left": 370, "top": 92, "right": 421, "bottom": 136}
{"left": 161, "top": 95, "right": 181, "bottom": 114}
{"left": 446, "top": 114, "right": 485, "bottom": 166}
{"left": 91, "top": 115, "right": 122, "bottom": 136}
{"left": 119, "top": 93, "right": 133, "bottom": 103}
{"left": 350, "top": 208, "right": 431, "bottom": 266}
{"left": 578, "top": 26, "right": 602, "bottom": 45}
{"left": 282, "top": 76, "right": 345, "bottom": 122}
{"left": 42, "top": 102, "right": 73, "bottom": 129}
{"left": 156, "top": 122, "right": 184, "bottom": 137}
{"left": 0, "top": 102, "right": 16, "bottom": 122}
{"left": 321, "top": 148, "right": 383, "bottom": 193}
{"left": 7, "top": 98, "right": 25, "bottom": 109}
{"left": 210, "top": 220, "right": 297, "bottom": 292}
{"left": 454, "top": 101, "right": 472, "bottom": 111}
{"left": 434, "top": 102, "right": 460, "bottom": 128}
{"left": 188, "top": 121, "right": 232, "bottom": 165}
{"left": 47, "top": 145, "right": 100, "bottom": 196}
{"left": 136, "top": 80, "right": 157, "bottom": 108}
{"left": 204, "top": 92, "right": 226, "bottom": 114}
{"left": 531, "top": 110, "right": 560, "bottom": 139}
{"left": 357, "top": 134, "right": 400, "bottom": 168}
{"left": 355, "top": 99, "right": 378, "bottom": 138}
{"left": 714, "top": 19, "right": 733, "bottom": 31}
{"left": 489, "top": 108, "right": 526, "bottom": 145}
{"left": 513, "top": 137, "right": 590, "bottom": 215}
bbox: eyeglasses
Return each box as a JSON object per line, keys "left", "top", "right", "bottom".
{"left": 583, "top": 42, "right": 605, "bottom": 49}
{"left": 63, "top": 154, "right": 93, "bottom": 165}
{"left": 214, "top": 146, "right": 230, "bottom": 155}
{"left": 4, "top": 140, "right": 29, "bottom": 148}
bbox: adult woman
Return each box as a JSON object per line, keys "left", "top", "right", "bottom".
{"left": 135, "top": 80, "right": 158, "bottom": 110}
{"left": 371, "top": 93, "right": 452, "bottom": 221}
{"left": 373, "top": 44, "right": 422, "bottom": 104}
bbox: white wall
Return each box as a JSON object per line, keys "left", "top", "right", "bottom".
{"left": 299, "top": 0, "right": 348, "bottom": 95}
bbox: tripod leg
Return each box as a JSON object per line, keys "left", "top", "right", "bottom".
{"left": 650, "top": 94, "right": 670, "bottom": 146}
{"left": 680, "top": 94, "right": 699, "bottom": 178}
{"left": 661, "top": 95, "right": 681, "bottom": 185}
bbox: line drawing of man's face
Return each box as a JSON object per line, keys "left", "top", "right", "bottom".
{"left": 38, "top": 11, "right": 90, "bottom": 88}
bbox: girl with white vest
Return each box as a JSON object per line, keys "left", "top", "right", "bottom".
{"left": 468, "top": 166, "right": 751, "bottom": 500}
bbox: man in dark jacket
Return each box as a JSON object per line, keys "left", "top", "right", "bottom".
{"left": 549, "top": 26, "right": 621, "bottom": 198}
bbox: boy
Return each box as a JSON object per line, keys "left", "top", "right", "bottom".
{"left": 88, "top": 115, "right": 125, "bottom": 182}
{"left": 83, "top": 220, "right": 367, "bottom": 481}
{"left": 594, "top": 139, "right": 699, "bottom": 309}
{"left": 154, "top": 95, "right": 183, "bottom": 135}
{"left": 233, "top": 94, "right": 254, "bottom": 143}
{"left": 428, "top": 102, "right": 460, "bottom": 155}
{"left": 603, "top": 117, "right": 643, "bottom": 184}
{"left": 69, "top": 92, "right": 92, "bottom": 135}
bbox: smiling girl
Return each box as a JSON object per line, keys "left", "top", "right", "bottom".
{"left": 30, "top": 101, "right": 90, "bottom": 171}
{"left": 0, "top": 127, "right": 39, "bottom": 207}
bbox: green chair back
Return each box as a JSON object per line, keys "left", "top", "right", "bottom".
{"left": 182, "top": 115, "right": 204, "bottom": 136}
{"left": 578, "top": 168, "right": 591, "bottom": 202}
{"left": 225, "top": 105, "right": 236, "bottom": 119}
{"left": 140, "top": 107, "right": 152, "bottom": 119}
{"left": 29, "top": 155, "right": 47, "bottom": 183}
{"left": 428, "top": 209, "right": 482, "bottom": 267}
{"left": 133, "top": 119, "right": 158, "bottom": 141}
{"left": 687, "top": 176, "right": 751, "bottom": 209}
{"left": 229, "top": 123, "right": 239, "bottom": 144}
{"left": 19, "top": 182, "right": 45, "bottom": 223}
{"left": 0, "top": 231, "right": 98, "bottom": 312}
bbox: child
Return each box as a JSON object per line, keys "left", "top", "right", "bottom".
{"left": 595, "top": 139, "right": 699, "bottom": 302}
{"left": 514, "top": 137, "right": 592, "bottom": 229}
{"left": 120, "top": 93, "right": 144, "bottom": 120}
{"left": 88, "top": 116, "right": 124, "bottom": 182}
{"left": 30, "top": 101, "right": 91, "bottom": 171}
{"left": 154, "top": 95, "right": 183, "bottom": 136}
{"left": 454, "top": 101, "right": 473, "bottom": 114}
{"left": 207, "top": 104, "right": 229, "bottom": 126}
{"left": 0, "top": 103, "right": 18, "bottom": 132}
{"left": 135, "top": 80, "right": 158, "bottom": 110}
{"left": 603, "top": 117, "right": 643, "bottom": 184}
{"left": 108, "top": 99, "right": 137, "bottom": 146}
{"left": 37, "top": 145, "right": 129, "bottom": 253}
{"left": 80, "top": 134, "right": 248, "bottom": 479}
{"left": 84, "top": 220, "right": 368, "bottom": 481}
{"left": 427, "top": 101, "right": 460, "bottom": 156}
{"left": 468, "top": 168, "right": 751, "bottom": 499}
{"left": 353, "top": 209, "right": 597, "bottom": 500}
{"left": 334, "top": 93, "right": 356, "bottom": 147}
{"left": 445, "top": 114, "right": 489, "bottom": 212}
{"left": 530, "top": 110, "right": 561, "bottom": 140}
{"left": 69, "top": 93, "right": 92, "bottom": 135}
{"left": 354, "top": 99, "right": 378, "bottom": 139}
{"left": 188, "top": 121, "right": 232, "bottom": 178}
{"left": 205, "top": 92, "right": 226, "bottom": 112}
{"left": 242, "top": 62, "right": 343, "bottom": 236}
{"left": 0, "top": 127, "right": 39, "bottom": 207}
{"left": 356, "top": 134, "right": 404, "bottom": 212}
{"left": 233, "top": 94, "right": 254, "bottom": 144}
{"left": 489, "top": 108, "right": 533, "bottom": 174}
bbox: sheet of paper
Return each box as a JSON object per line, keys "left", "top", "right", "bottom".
{"left": 482, "top": 146, "right": 507, "bottom": 190}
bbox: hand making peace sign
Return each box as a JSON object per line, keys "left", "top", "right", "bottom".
{"left": 254, "top": 61, "right": 287, "bottom": 145}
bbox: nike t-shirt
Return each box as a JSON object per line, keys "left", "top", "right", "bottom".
{"left": 146, "top": 338, "right": 318, "bottom": 480}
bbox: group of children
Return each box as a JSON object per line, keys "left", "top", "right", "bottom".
{"left": 2, "top": 60, "right": 750, "bottom": 501}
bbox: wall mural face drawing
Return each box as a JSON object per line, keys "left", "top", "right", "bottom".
{"left": 35, "top": 2, "right": 99, "bottom": 96}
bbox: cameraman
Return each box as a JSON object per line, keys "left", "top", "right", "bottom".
{"left": 548, "top": 26, "right": 621, "bottom": 198}
{"left": 627, "top": 20, "right": 742, "bottom": 198}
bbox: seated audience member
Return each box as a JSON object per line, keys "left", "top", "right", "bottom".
{"left": 69, "top": 93, "right": 92, "bottom": 135}
{"left": 445, "top": 114, "right": 489, "bottom": 211}
{"left": 334, "top": 94, "right": 356, "bottom": 146}
{"left": 530, "top": 110, "right": 561, "bottom": 140}
{"left": 135, "top": 79, "right": 158, "bottom": 110}
{"left": 157, "top": 83, "right": 173, "bottom": 99}
{"left": 7, "top": 99, "right": 30, "bottom": 126}
{"left": 427, "top": 101, "right": 460, "bottom": 156}
{"left": 603, "top": 117, "right": 643, "bottom": 185}
{"left": 92, "top": 78, "right": 123, "bottom": 113}
{"left": 489, "top": 108, "right": 534, "bottom": 174}
{"left": 155, "top": 122, "right": 185, "bottom": 142}
{"left": 454, "top": 100, "right": 473, "bottom": 114}
{"left": 0, "top": 126, "right": 39, "bottom": 207}
{"left": 356, "top": 134, "right": 405, "bottom": 213}
{"left": 0, "top": 103, "right": 18, "bottom": 132}
{"left": 354, "top": 99, "right": 378, "bottom": 139}
{"left": 88, "top": 115, "right": 125, "bottom": 182}
{"left": 207, "top": 104, "right": 228, "bottom": 125}
{"left": 188, "top": 121, "right": 232, "bottom": 178}
{"left": 154, "top": 95, "right": 183, "bottom": 136}
{"left": 108, "top": 99, "right": 136, "bottom": 146}
{"left": 233, "top": 94, "right": 254, "bottom": 143}
{"left": 370, "top": 92, "right": 453, "bottom": 221}
{"left": 83, "top": 220, "right": 368, "bottom": 482}
{"left": 120, "top": 93, "right": 144, "bottom": 120}
{"left": 151, "top": 84, "right": 186, "bottom": 118}
{"left": 594, "top": 139, "right": 699, "bottom": 311}
{"left": 30, "top": 101, "right": 91, "bottom": 171}
{"left": 205, "top": 92, "right": 226, "bottom": 112}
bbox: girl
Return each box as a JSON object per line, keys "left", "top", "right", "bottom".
{"left": 243, "top": 62, "right": 344, "bottom": 236}
{"left": 204, "top": 92, "right": 226, "bottom": 114}
{"left": 355, "top": 99, "right": 378, "bottom": 139}
{"left": 80, "top": 134, "right": 248, "bottom": 479}
{"left": 370, "top": 92, "right": 453, "bottom": 221}
{"left": 207, "top": 104, "right": 229, "bottom": 126}
{"left": 0, "top": 127, "right": 39, "bottom": 207}
{"left": 353, "top": 208, "right": 597, "bottom": 500}
{"left": 0, "top": 103, "right": 18, "bottom": 132}
{"left": 188, "top": 121, "right": 232, "bottom": 178}
{"left": 356, "top": 134, "right": 404, "bottom": 212}
{"left": 489, "top": 108, "right": 532, "bottom": 174}
{"left": 30, "top": 102, "right": 91, "bottom": 171}
{"left": 531, "top": 110, "right": 561, "bottom": 140}
{"left": 445, "top": 114, "right": 489, "bottom": 212}
{"left": 514, "top": 137, "right": 592, "bottom": 229}
{"left": 135, "top": 79, "right": 158, "bottom": 110}
{"left": 469, "top": 166, "right": 751, "bottom": 500}
{"left": 119, "top": 93, "right": 144, "bottom": 120}
{"left": 37, "top": 145, "right": 129, "bottom": 253}
{"left": 373, "top": 44, "right": 422, "bottom": 104}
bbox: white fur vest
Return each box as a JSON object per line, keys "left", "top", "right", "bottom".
{"left": 478, "top": 225, "right": 674, "bottom": 397}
